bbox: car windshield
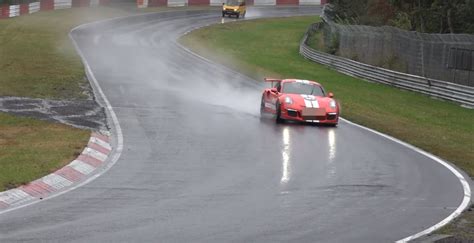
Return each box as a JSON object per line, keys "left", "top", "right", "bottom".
{"left": 282, "top": 82, "right": 325, "bottom": 96}
{"left": 226, "top": 0, "right": 242, "bottom": 5}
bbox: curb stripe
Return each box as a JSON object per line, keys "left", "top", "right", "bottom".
{"left": 69, "top": 160, "right": 96, "bottom": 175}
{"left": 83, "top": 147, "right": 108, "bottom": 162}
{"left": 55, "top": 166, "right": 85, "bottom": 182}
{"left": 92, "top": 132, "right": 110, "bottom": 143}
{"left": 0, "top": 189, "right": 35, "bottom": 205}
{"left": 88, "top": 142, "right": 111, "bottom": 155}
{"left": 77, "top": 154, "right": 103, "bottom": 168}
{"left": 20, "top": 181, "right": 55, "bottom": 197}
{"left": 90, "top": 136, "right": 112, "bottom": 150}
{"left": 41, "top": 174, "right": 74, "bottom": 190}
{"left": 0, "top": 201, "right": 9, "bottom": 208}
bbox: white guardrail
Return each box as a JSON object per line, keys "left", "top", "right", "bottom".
{"left": 300, "top": 23, "right": 474, "bottom": 107}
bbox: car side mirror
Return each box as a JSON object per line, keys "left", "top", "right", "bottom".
{"left": 328, "top": 92, "right": 334, "bottom": 98}
{"left": 270, "top": 88, "right": 278, "bottom": 93}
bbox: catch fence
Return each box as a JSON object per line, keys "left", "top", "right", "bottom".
{"left": 320, "top": 5, "right": 474, "bottom": 87}
{"left": 300, "top": 22, "right": 474, "bottom": 106}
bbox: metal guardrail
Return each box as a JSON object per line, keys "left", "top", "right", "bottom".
{"left": 300, "top": 23, "right": 474, "bottom": 107}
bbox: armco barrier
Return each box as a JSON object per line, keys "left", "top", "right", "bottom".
{"left": 253, "top": 0, "right": 276, "bottom": 5}
{"left": 188, "top": 0, "right": 210, "bottom": 5}
{"left": 209, "top": 0, "right": 222, "bottom": 6}
{"left": 29, "top": 2, "right": 40, "bottom": 13}
{"left": 40, "top": 0, "right": 54, "bottom": 11}
{"left": 54, "top": 0, "right": 72, "bottom": 10}
{"left": 0, "top": 0, "right": 108, "bottom": 18}
{"left": 276, "top": 0, "right": 298, "bottom": 5}
{"left": 20, "top": 4, "right": 29, "bottom": 15}
{"left": 72, "top": 0, "right": 91, "bottom": 7}
{"left": 299, "top": 23, "right": 474, "bottom": 107}
{"left": 139, "top": 0, "right": 322, "bottom": 8}
{"left": 167, "top": 0, "right": 186, "bottom": 6}
{"left": 9, "top": 5, "right": 20, "bottom": 17}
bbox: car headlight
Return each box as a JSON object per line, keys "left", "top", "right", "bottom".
{"left": 329, "top": 100, "right": 337, "bottom": 108}
{"left": 284, "top": 96, "right": 293, "bottom": 104}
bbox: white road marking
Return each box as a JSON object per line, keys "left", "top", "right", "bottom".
{"left": 302, "top": 95, "right": 312, "bottom": 108}
{"left": 341, "top": 118, "right": 472, "bottom": 243}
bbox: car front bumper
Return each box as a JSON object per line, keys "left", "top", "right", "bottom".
{"left": 222, "top": 10, "right": 239, "bottom": 15}
{"left": 281, "top": 108, "right": 339, "bottom": 124}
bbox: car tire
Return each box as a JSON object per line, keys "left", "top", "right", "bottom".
{"left": 242, "top": 11, "right": 246, "bottom": 18}
{"left": 275, "top": 102, "right": 283, "bottom": 123}
{"left": 222, "top": 12, "right": 225, "bottom": 17}
{"left": 260, "top": 96, "right": 265, "bottom": 116}
{"left": 236, "top": 13, "right": 240, "bottom": 19}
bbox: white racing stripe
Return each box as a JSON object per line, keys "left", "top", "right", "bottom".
{"left": 301, "top": 95, "right": 319, "bottom": 108}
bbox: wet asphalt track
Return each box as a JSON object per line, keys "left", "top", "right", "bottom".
{"left": 0, "top": 7, "right": 468, "bottom": 242}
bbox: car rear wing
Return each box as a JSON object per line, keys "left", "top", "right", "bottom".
{"left": 264, "top": 78, "right": 282, "bottom": 87}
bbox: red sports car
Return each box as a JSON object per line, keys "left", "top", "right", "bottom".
{"left": 260, "top": 78, "right": 340, "bottom": 126}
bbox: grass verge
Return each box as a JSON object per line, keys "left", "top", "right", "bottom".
{"left": 0, "top": 5, "right": 218, "bottom": 99}
{"left": 179, "top": 16, "right": 474, "bottom": 238}
{"left": 0, "top": 7, "right": 131, "bottom": 99}
{"left": 0, "top": 112, "right": 90, "bottom": 191}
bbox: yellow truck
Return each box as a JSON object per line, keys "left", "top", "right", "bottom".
{"left": 222, "top": 0, "right": 246, "bottom": 18}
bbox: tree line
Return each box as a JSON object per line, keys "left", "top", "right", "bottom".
{"left": 328, "top": 0, "right": 474, "bottom": 34}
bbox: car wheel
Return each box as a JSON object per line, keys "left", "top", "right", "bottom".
{"left": 242, "top": 11, "right": 246, "bottom": 18}
{"left": 275, "top": 102, "right": 283, "bottom": 123}
{"left": 222, "top": 12, "right": 225, "bottom": 17}
{"left": 260, "top": 96, "right": 265, "bottom": 116}
{"left": 236, "top": 13, "right": 240, "bottom": 19}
